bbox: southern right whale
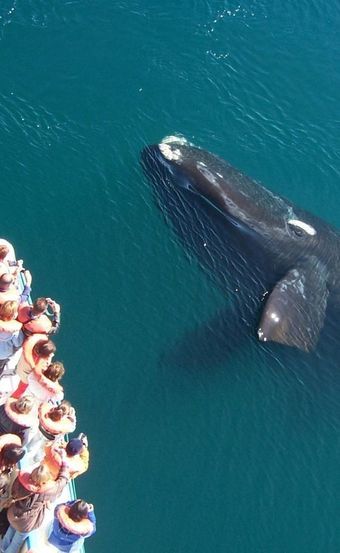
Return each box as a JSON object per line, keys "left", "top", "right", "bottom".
{"left": 141, "top": 136, "right": 340, "bottom": 353}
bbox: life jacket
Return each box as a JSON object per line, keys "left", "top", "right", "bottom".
{"left": 44, "top": 443, "right": 88, "bottom": 480}
{"left": 56, "top": 504, "right": 94, "bottom": 537}
{"left": 0, "top": 398, "right": 37, "bottom": 434}
{"left": 15, "top": 334, "right": 49, "bottom": 384}
{"left": 0, "top": 433, "right": 22, "bottom": 452}
{"left": 39, "top": 402, "right": 76, "bottom": 440}
{"left": 27, "top": 367, "right": 64, "bottom": 403}
{"left": 18, "top": 470, "right": 57, "bottom": 494}
{"left": 17, "top": 305, "right": 52, "bottom": 335}
{"left": 0, "top": 287, "right": 19, "bottom": 306}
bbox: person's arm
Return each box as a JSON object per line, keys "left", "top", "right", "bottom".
{"left": 11, "top": 330, "right": 24, "bottom": 349}
{"left": 49, "top": 452, "right": 70, "bottom": 499}
{"left": 19, "top": 270, "right": 32, "bottom": 304}
{"left": 47, "top": 299, "right": 61, "bottom": 334}
{"left": 66, "top": 409, "right": 77, "bottom": 433}
{"left": 79, "top": 447, "right": 90, "bottom": 471}
{"left": 87, "top": 505, "right": 96, "bottom": 530}
{"left": 10, "top": 260, "right": 24, "bottom": 280}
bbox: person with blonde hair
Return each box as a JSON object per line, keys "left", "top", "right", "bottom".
{"left": 1, "top": 453, "right": 70, "bottom": 552}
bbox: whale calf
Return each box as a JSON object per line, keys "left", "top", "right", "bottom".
{"left": 141, "top": 136, "right": 340, "bottom": 353}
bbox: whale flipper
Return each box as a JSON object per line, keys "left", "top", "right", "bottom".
{"left": 258, "top": 258, "right": 329, "bottom": 352}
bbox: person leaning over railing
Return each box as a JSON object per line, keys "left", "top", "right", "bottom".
{"left": 27, "top": 361, "right": 65, "bottom": 404}
{"left": 11, "top": 336, "right": 56, "bottom": 399}
{"left": 48, "top": 499, "right": 96, "bottom": 553}
{"left": 43, "top": 433, "right": 89, "bottom": 481}
{"left": 1, "top": 451, "right": 70, "bottom": 553}
{"left": 17, "top": 297, "right": 61, "bottom": 337}
{"left": 24, "top": 401, "right": 76, "bottom": 464}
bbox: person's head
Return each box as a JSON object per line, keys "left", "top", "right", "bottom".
{"left": 68, "top": 500, "right": 89, "bottom": 522}
{"left": 0, "top": 245, "right": 9, "bottom": 262}
{"left": 33, "top": 339, "right": 56, "bottom": 359}
{"left": 43, "top": 361, "right": 65, "bottom": 383}
{"left": 0, "top": 273, "right": 13, "bottom": 291}
{"left": 32, "top": 297, "right": 48, "bottom": 316}
{"left": 0, "top": 300, "right": 19, "bottom": 321}
{"left": 48, "top": 400, "right": 72, "bottom": 422}
{"left": 66, "top": 439, "right": 83, "bottom": 457}
{"left": 30, "top": 465, "right": 52, "bottom": 487}
{"left": 14, "top": 396, "right": 35, "bottom": 415}
{"left": 0, "top": 444, "right": 25, "bottom": 468}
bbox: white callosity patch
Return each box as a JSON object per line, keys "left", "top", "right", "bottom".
{"left": 288, "top": 219, "right": 316, "bottom": 236}
{"left": 161, "top": 135, "right": 188, "bottom": 146}
{"left": 159, "top": 142, "right": 182, "bottom": 161}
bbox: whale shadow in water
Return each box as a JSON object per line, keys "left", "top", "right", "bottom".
{"left": 161, "top": 295, "right": 340, "bottom": 384}
{"left": 159, "top": 305, "right": 253, "bottom": 372}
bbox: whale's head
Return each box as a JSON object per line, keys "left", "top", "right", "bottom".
{"left": 141, "top": 136, "right": 323, "bottom": 257}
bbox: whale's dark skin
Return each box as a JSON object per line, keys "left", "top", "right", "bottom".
{"left": 141, "top": 137, "right": 340, "bottom": 353}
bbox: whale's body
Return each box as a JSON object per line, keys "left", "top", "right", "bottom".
{"left": 141, "top": 136, "right": 340, "bottom": 353}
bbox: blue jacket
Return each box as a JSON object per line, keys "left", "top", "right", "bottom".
{"left": 49, "top": 501, "right": 96, "bottom": 552}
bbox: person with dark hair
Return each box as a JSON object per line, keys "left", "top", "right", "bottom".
{"left": 0, "top": 445, "right": 25, "bottom": 472}
{"left": 24, "top": 401, "right": 76, "bottom": 464}
{"left": 0, "top": 435, "right": 25, "bottom": 512}
{"left": 43, "top": 433, "right": 89, "bottom": 480}
{"left": 38, "top": 400, "right": 76, "bottom": 441}
{"left": 27, "top": 360, "right": 65, "bottom": 403}
{"left": 11, "top": 335, "right": 56, "bottom": 399}
{"left": 48, "top": 499, "right": 96, "bottom": 552}
{"left": 17, "top": 296, "right": 61, "bottom": 336}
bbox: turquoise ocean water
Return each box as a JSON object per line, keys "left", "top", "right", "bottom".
{"left": 1, "top": 1, "right": 340, "bottom": 551}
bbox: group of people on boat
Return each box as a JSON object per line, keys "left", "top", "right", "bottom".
{"left": 0, "top": 241, "right": 96, "bottom": 552}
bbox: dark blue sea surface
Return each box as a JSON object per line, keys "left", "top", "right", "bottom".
{"left": 1, "top": 1, "right": 340, "bottom": 551}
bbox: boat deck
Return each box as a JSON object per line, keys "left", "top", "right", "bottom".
{"left": 0, "top": 240, "right": 85, "bottom": 553}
